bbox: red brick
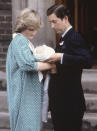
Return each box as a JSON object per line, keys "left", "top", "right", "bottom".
{"left": 0, "top": 22, "right": 12, "bottom": 29}
{"left": 0, "top": 34, "right": 12, "bottom": 41}
{"left": 0, "top": 29, "right": 5, "bottom": 34}
{"left": 0, "top": 41, "right": 11, "bottom": 47}
{"left": 0, "top": 53, "right": 6, "bottom": 59}
{"left": 0, "top": 48, "right": 3, "bottom": 52}
{"left": 0, "top": 60, "right": 6, "bottom": 65}
{"left": 3, "top": 48, "right": 8, "bottom": 52}
{"left": 0, "top": 29, "right": 12, "bottom": 34}
{"left": 0, "top": 0, "right": 11, "bottom": 2}
{"left": 0, "top": 3, "right": 11, "bottom": 10}
{"left": 5, "top": 29, "right": 12, "bottom": 34}
{"left": 0, "top": 0, "right": 12, "bottom": 71}
{"left": 6, "top": 16, "right": 12, "bottom": 21}
{"left": 0, "top": 16, "right": 4, "bottom": 21}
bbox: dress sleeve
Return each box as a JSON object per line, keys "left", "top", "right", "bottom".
{"left": 12, "top": 35, "right": 38, "bottom": 71}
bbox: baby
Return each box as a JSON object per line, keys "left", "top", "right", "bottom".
{"left": 33, "top": 45, "right": 55, "bottom": 61}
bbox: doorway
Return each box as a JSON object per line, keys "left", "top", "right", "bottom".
{"left": 55, "top": 0, "right": 97, "bottom": 67}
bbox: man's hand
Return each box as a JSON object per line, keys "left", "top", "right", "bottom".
{"left": 45, "top": 53, "right": 63, "bottom": 63}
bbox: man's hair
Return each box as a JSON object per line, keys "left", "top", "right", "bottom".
{"left": 14, "top": 8, "right": 42, "bottom": 33}
{"left": 47, "top": 4, "right": 71, "bottom": 22}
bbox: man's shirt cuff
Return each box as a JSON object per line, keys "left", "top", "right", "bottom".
{"left": 60, "top": 54, "right": 64, "bottom": 64}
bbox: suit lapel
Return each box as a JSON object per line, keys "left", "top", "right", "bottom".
{"left": 62, "top": 27, "right": 73, "bottom": 41}
{"left": 56, "top": 28, "right": 73, "bottom": 52}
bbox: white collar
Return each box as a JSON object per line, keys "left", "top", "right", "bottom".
{"left": 62, "top": 26, "right": 72, "bottom": 38}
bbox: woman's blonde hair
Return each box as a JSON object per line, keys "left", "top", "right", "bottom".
{"left": 14, "top": 8, "right": 42, "bottom": 33}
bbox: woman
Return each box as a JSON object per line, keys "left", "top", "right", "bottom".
{"left": 6, "top": 8, "right": 55, "bottom": 131}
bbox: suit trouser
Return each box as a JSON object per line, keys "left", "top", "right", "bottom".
{"left": 50, "top": 107, "right": 84, "bottom": 131}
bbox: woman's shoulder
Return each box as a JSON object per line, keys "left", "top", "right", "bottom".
{"left": 13, "top": 33, "right": 28, "bottom": 42}
{"left": 11, "top": 33, "right": 29, "bottom": 46}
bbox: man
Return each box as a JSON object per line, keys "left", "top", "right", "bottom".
{"left": 46, "top": 4, "right": 92, "bottom": 131}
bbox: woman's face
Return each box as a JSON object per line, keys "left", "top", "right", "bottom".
{"left": 22, "top": 29, "right": 38, "bottom": 40}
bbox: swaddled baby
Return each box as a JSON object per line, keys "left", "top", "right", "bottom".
{"left": 33, "top": 45, "right": 55, "bottom": 61}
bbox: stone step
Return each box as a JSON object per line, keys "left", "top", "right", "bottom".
{"left": 44, "top": 112, "right": 97, "bottom": 131}
{"left": 82, "top": 69, "right": 97, "bottom": 93}
{"left": 0, "top": 69, "right": 97, "bottom": 92}
{"left": 85, "top": 93, "right": 97, "bottom": 113}
{"left": 82, "top": 113, "right": 97, "bottom": 131}
{"left": 0, "top": 112, "right": 97, "bottom": 131}
{"left": 0, "top": 112, "right": 10, "bottom": 129}
{"left": 1, "top": 92, "right": 97, "bottom": 113}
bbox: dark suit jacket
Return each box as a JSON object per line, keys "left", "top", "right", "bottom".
{"left": 48, "top": 28, "right": 92, "bottom": 119}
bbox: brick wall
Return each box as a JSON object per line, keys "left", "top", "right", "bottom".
{"left": 0, "top": 0, "right": 12, "bottom": 71}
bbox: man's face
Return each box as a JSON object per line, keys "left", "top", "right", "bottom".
{"left": 48, "top": 13, "right": 66, "bottom": 34}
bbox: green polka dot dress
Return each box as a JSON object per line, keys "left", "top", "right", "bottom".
{"left": 6, "top": 34, "right": 43, "bottom": 131}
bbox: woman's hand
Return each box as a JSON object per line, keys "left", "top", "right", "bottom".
{"left": 37, "top": 62, "right": 56, "bottom": 72}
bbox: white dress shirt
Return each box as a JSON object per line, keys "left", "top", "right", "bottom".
{"left": 60, "top": 26, "right": 72, "bottom": 64}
